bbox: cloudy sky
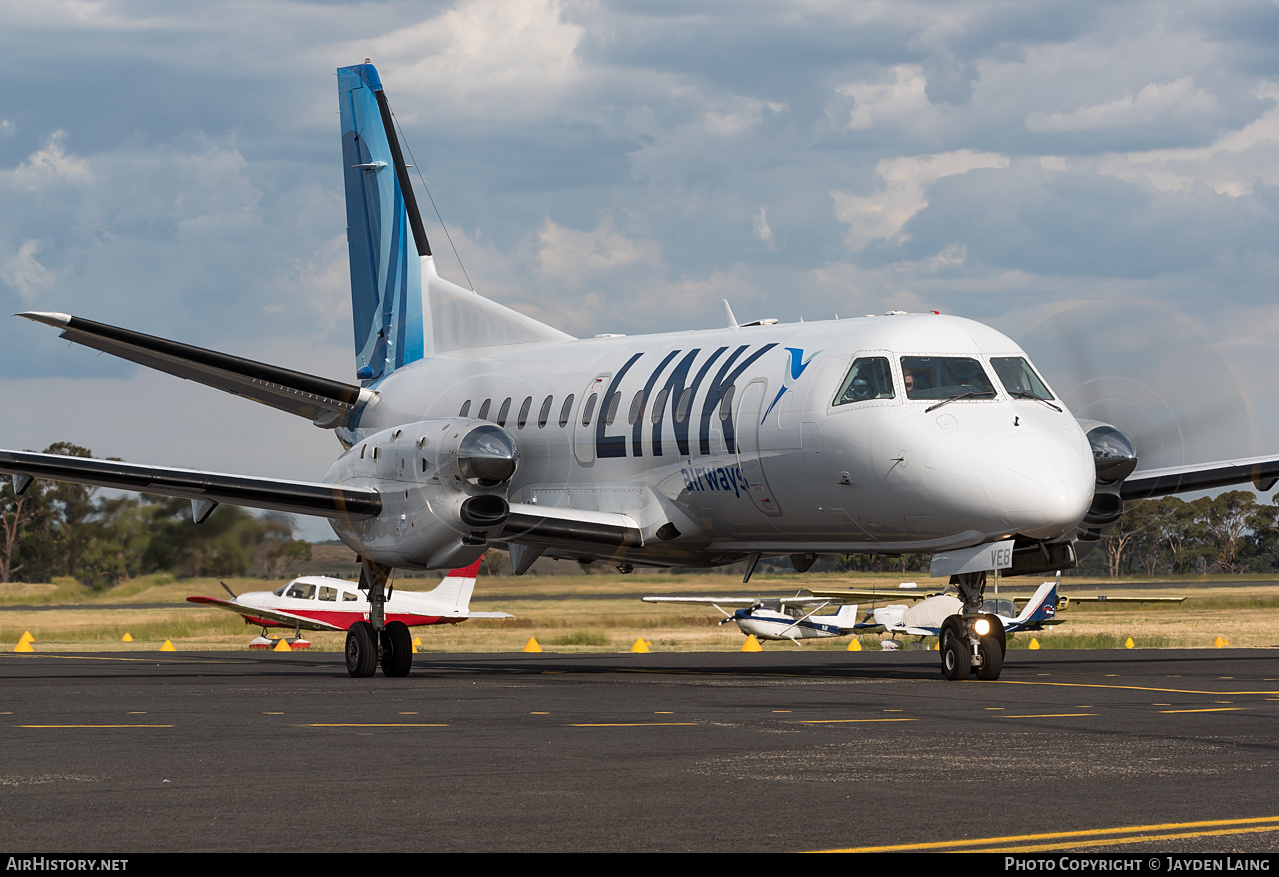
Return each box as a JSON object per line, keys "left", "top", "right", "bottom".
{"left": 2, "top": 0, "right": 1277, "bottom": 537}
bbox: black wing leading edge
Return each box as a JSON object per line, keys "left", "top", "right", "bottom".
{"left": 19, "top": 312, "right": 374, "bottom": 428}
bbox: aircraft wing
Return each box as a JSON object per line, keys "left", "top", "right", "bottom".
{"left": 0, "top": 449, "right": 382, "bottom": 521}
{"left": 806, "top": 588, "right": 936, "bottom": 602}
{"left": 504, "top": 503, "right": 643, "bottom": 549}
{"left": 1120, "top": 454, "right": 1279, "bottom": 500}
{"left": 20, "top": 312, "right": 373, "bottom": 428}
{"left": 642, "top": 597, "right": 760, "bottom": 605}
{"left": 186, "top": 596, "right": 347, "bottom": 632}
{"left": 641, "top": 596, "right": 845, "bottom": 606}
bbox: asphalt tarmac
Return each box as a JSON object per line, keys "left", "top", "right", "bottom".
{"left": 2, "top": 648, "right": 1278, "bottom": 853}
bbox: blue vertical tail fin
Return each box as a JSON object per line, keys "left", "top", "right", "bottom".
{"left": 337, "top": 62, "right": 427, "bottom": 381}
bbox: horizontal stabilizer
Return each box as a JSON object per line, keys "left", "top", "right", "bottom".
{"left": 0, "top": 449, "right": 381, "bottom": 521}
{"left": 19, "top": 312, "right": 374, "bottom": 428}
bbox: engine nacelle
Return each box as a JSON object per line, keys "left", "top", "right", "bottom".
{"left": 326, "top": 418, "right": 519, "bottom": 569}
{"left": 1061, "top": 419, "right": 1139, "bottom": 562}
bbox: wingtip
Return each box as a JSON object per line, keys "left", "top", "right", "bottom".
{"left": 17, "top": 311, "right": 72, "bottom": 328}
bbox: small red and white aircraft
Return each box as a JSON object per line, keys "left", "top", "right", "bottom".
{"left": 187, "top": 559, "right": 510, "bottom": 673}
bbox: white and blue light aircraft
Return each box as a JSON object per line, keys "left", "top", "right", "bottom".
{"left": 4, "top": 62, "right": 1277, "bottom": 679}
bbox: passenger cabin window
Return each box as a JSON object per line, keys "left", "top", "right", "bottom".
{"left": 604, "top": 391, "right": 621, "bottom": 425}
{"left": 286, "top": 582, "right": 316, "bottom": 600}
{"left": 496, "top": 397, "right": 511, "bottom": 426}
{"left": 559, "top": 394, "right": 575, "bottom": 427}
{"left": 651, "top": 387, "right": 669, "bottom": 423}
{"left": 342, "top": 591, "right": 358, "bottom": 602}
{"left": 834, "top": 358, "right": 895, "bottom": 406}
{"left": 539, "top": 395, "right": 553, "bottom": 428}
{"left": 628, "top": 390, "right": 644, "bottom": 425}
{"left": 459, "top": 400, "right": 471, "bottom": 417}
{"left": 991, "top": 357, "right": 1055, "bottom": 401}
{"left": 900, "top": 356, "right": 996, "bottom": 401}
{"left": 517, "top": 396, "right": 532, "bottom": 428}
{"left": 478, "top": 398, "right": 492, "bottom": 420}
{"left": 674, "top": 388, "right": 692, "bottom": 423}
{"left": 319, "top": 586, "right": 337, "bottom": 602}
{"left": 581, "top": 393, "right": 598, "bottom": 426}
{"left": 719, "top": 385, "right": 735, "bottom": 421}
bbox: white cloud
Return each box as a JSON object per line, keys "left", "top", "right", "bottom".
{"left": 1, "top": 240, "right": 55, "bottom": 301}
{"left": 1095, "top": 84, "right": 1279, "bottom": 197}
{"left": 0, "top": 131, "right": 91, "bottom": 191}
{"left": 752, "top": 208, "right": 775, "bottom": 249}
{"left": 831, "top": 150, "right": 1009, "bottom": 250}
{"left": 352, "top": 0, "right": 584, "bottom": 115}
{"left": 1026, "top": 77, "right": 1219, "bottom": 133}
{"left": 838, "top": 64, "right": 933, "bottom": 131}
{"left": 536, "top": 217, "right": 661, "bottom": 287}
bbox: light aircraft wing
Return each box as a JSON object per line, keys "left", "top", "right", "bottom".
{"left": 0, "top": 449, "right": 382, "bottom": 521}
{"left": 20, "top": 312, "right": 373, "bottom": 428}
{"left": 1062, "top": 594, "right": 1186, "bottom": 604}
{"left": 1120, "top": 454, "right": 1279, "bottom": 500}
{"left": 806, "top": 588, "right": 937, "bottom": 602}
{"left": 641, "top": 596, "right": 847, "bottom": 606}
{"left": 185, "top": 596, "right": 347, "bottom": 632}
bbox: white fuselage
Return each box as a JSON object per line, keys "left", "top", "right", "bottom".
{"left": 325, "top": 312, "right": 1096, "bottom": 570}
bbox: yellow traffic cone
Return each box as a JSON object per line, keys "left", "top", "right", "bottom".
{"left": 121, "top": 632, "right": 133, "bottom": 643}
{"left": 18, "top": 630, "right": 33, "bottom": 645}
{"left": 631, "top": 637, "right": 650, "bottom": 653}
{"left": 273, "top": 638, "right": 291, "bottom": 652}
{"left": 523, "top": 636, "right": 543, "bottom": 653}
{"left": 1029, "top": 638, "right": 1040, "bottom": 650}
{"left": 1124, "top": 637, "right": 1135, "bottom": 649}
{"left": 741, "top": 634, "right": 763, "bottom": 652}
{"left": 847, "top": 638, "right": 862, "bottom": 652}
{"left": 14, "top": 639, "right": 33, "bottom": 653}
{"left": 160, "top": 639, "right": 176, "bottom": 652}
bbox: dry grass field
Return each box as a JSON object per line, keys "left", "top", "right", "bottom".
{"left": 3, "top": 569, "right": 1277, "bottom": 654}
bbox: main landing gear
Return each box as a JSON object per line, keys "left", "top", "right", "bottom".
{"left": 939, "top": 571, "right": 1005, "bottom": 681}
{"left": 344, "top": 558, "right": 413, "bottom": 678}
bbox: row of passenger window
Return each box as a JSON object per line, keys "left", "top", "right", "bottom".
{"left": 459, "top": 386, "right": 737, "bottom": 430}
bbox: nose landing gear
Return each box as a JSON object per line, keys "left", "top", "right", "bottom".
{"left": 939, "top": 571, "right": 1006, "bottom": 681}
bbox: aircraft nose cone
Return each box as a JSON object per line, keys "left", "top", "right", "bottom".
{"left": 982, "top": 432, "right": 1093, "bottom": 539}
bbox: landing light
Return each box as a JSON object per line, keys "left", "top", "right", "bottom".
{"left": 973, "top": 618, "right": 991, "bottom": 636}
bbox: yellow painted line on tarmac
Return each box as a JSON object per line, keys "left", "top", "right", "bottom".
{"left": 810, "top": 815, "right": 1279, "bottom": 853}
{"left": 998, "top": 679, "right": 1279, "bottom": 696}
{"left": 298, "top": 726, "right": 447, "bottom": 731}
{"left": 801, "top": 718, "right": 916, "bottom": 724}
{"left": 567, "top": 726, "right": 695, "bottom": 731}
{"left": 1, "top": 653, "right": 253, "bottom": 665}
{"left": 17, "top": 724, "right": 174, "bottom": 728}
{"left": 1001, "top": 713, "right": 1096, "bottom": 719}
{"left": 1159, "top": 707, "right": 1242, "bottom": 714}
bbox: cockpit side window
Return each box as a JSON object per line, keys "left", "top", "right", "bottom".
{"left": 900, "top": 356, "right": 996, "bottom": 401}
{"left": 833, "top": 357, "right": 895, "bottom": 406}
{"left": 991, "top": 357, "right": 1055, "bottom": 401}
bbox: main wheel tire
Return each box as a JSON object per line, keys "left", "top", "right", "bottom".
{"left": 345, "top": 621, "right": 378, "bottom": 678}
{"left": 939, "top": 616, "right": 970, "bottom": 681}
{"left": 977, "top": 635, "right": 1004, "bottom": 680}
{"left": 380, "top": 620, "right": 413, "bottom": 678}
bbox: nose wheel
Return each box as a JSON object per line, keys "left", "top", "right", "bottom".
{"left": 939, "top": 571, "right": 1006, "bottom": 681}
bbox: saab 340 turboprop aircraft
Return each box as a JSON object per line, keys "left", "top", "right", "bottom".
{"left": 4, "top": 62, "right": 1278, "bottom": 679}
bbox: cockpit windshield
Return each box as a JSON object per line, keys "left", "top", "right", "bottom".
{"left": 900, "top": 356, "right": 996, "bottom": 401}
{"left": 991, "top": 357, "right": 1055, "bottom": 401}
